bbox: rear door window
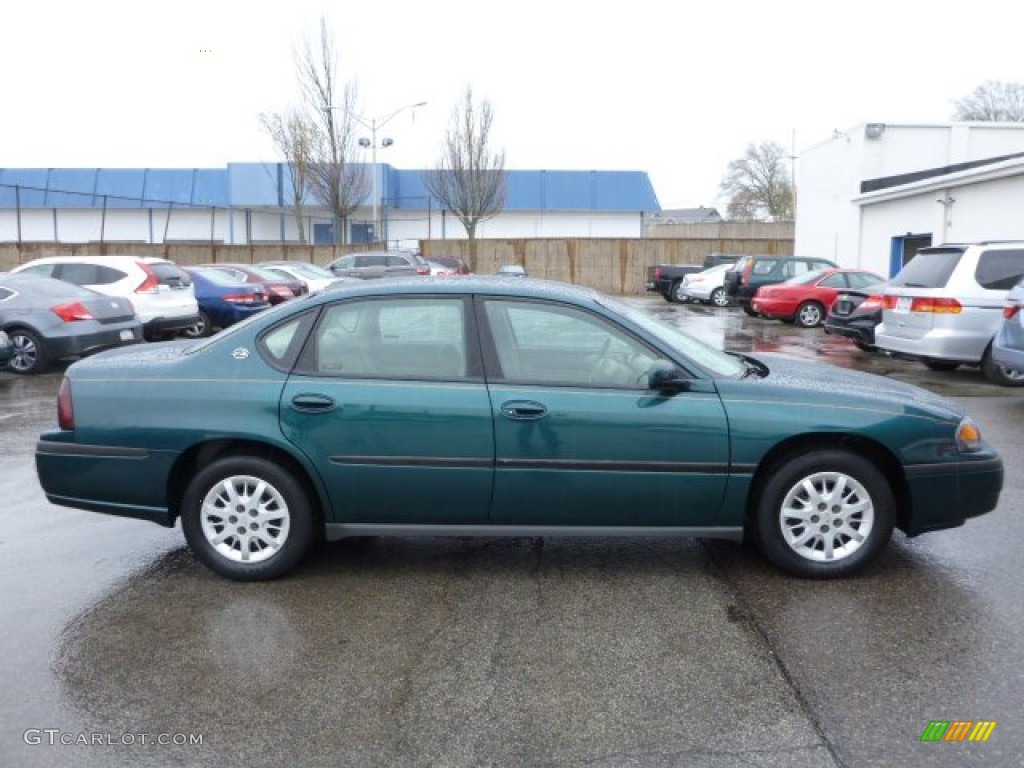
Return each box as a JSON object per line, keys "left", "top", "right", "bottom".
{"left": 975, "top": 250, "right": 1024, "bottom": 290}
{"left": 889, "top": 249, "right": 962, "bottom": 288}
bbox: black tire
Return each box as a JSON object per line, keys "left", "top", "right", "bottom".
{"left": 181, "top": 456, "right": 317, "bottom": 581}
{"left": 741, "top": 304, "right": 760, "bottom": 317}
{"left": 8, "top": 328, "right": 49, "bottom": 374}
{"left": 795, "top": 301, "right": 825, "bottom": 328}
{"left": 981, "top": 346, "right": 1024, "bottom": 387}
{"left": 181, "top": 310, "right": 211, "bottom": 339}
{"left": 710, "top": 287, "right": 730, "bottom": 307}
{"left": 754, "top": 449, "right": 895, "bottom": 579}
{"left": 671, "top": 280, "right": 688, "bottom": 303}
{"left": 923, "top": 360, "right": 960, "bottom": 372}
{"left": 660, "top": 291, "right": 674, "bottom": 303}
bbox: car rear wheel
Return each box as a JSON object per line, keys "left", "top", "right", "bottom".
{"left": 754, "top": 450, "right": 894, "bottom": 578}
{"left": 181, "top": 456, "right": 317, "bottom": 581}
{"left": 671, "top": 281, "right": 689, "bottom": 303}
{"left": 8, "top": 329, "right": 49, "bottom": 374}
{"left": 181, "top": 310, "right": 210, "bottom": 339}
{"left": 795, "top": 301, "right": 825, "bottom": 328}
{"left": 981, "top": 346, "right": 1024, "bottom": 387}
{"left": 710, "top": 287, "right": 730, "bottom": 307}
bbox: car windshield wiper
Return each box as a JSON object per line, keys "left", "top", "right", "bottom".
{"left": 730, "top": 353, "right": 769, "bottom": 379}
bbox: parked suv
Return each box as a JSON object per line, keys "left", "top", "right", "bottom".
{"left": 874, "top": 242, "right": 1024, "bottom": 386}
{"left": 12, "top": 256, "right": 200, "bottom": 340}
{"left": 724, "top": 255, "right": 838, "bottom": 316}
{"left": 327, "top": 250, "right": 430, "bottom": 279}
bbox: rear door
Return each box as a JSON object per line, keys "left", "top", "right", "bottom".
{"left": 279, "top": 295, "right": 494, "bottom": 525}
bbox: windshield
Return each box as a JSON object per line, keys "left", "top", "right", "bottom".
{"left": 598, "top": 296, "right": 745, "bottom": 378}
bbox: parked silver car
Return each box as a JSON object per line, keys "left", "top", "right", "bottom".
{"left": 327, "top": 250, "right": 430, "bottom": 279}
{"left": 992, "top": 278, "right": 1024, "bottom": 373}
{"left": 874, "top": 242, "right": 1024, "bottom": 386}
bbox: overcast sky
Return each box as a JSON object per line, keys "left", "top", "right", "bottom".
{"left": 2, "top": 0, "right": 1021, "bottom": 210}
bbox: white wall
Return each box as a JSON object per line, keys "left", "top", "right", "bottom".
{"left": 797, "top": 123, "right": 1024, "bottom": 271}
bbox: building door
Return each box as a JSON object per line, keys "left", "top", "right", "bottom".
{"left": 889, "top": 233, "right": 932, "bottom": 276}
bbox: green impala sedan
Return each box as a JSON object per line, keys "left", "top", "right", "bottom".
{"left": 35, "top": 277, "right": 1003, "bottom": 581}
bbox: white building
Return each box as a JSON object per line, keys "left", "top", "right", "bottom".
{"left": 796, "top": 122, "right": 1024, "bottom": 276}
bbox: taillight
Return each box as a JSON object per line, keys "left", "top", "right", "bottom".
{"left": 51, "top": 302, "right": 95, "bottom": 322}
{"left": 911, "top": 297, "right": 962, "bottom": 314}
{"left": 742, "top": 261, "right": 753, "bottom": 280}
{"left": 416, "top": 267, "right": 430, "bottom": 275}
{"left": 1004, "top": 303, "right": 1021, "bottom": 319}
{"left": 859, "top": 295, "right": 884, "bottom": 311}
{"left": 223, "top": 293, "right": 260, "bottom": 304}
{"left": 57, "top": 377, "right": 74, "bottom": 430}
{"left": 135, "top": 262, "right": 160, "bottom": 294}
{"left": 654, "top": 267, "right": 663, "bottom": 279}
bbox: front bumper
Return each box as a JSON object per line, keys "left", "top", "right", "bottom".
{"left": 902, "top": 455, "right": 1003, "bottom": 536}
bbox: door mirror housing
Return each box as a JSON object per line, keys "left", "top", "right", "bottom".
{"left": 647, "top": 360, "right": 690, "bottom": 393}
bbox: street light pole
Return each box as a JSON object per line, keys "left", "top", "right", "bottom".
{"left": 353, "top": 101, "right": 425, "bottom": 244}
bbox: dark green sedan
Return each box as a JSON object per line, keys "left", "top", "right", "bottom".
{"left": 35, "top": 277, "right": 1003, "bottom": 581}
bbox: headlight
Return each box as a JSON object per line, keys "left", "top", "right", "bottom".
{"left": 956, "top": 418, "right": 983, "bottom": 452}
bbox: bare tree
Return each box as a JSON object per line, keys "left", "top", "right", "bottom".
{"left": 295, "top": 17, "right": 368, "bottom": 244}
{"left": 424, "top": 86, "right": 507, "bottom": 249}
{"left": 952, "top": 80, "right": 1024, "bottom": 122}
{"left": 258, "top": 109, "right": 317, "bottom": 242}
{"left": 720, "top": 141, "right": 794, "bottom": 221}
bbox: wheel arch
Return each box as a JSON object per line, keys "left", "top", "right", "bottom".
{"left": 744, "top": 433, "right": 910, "bottom": 533}
{"left": 166, "top": 438, "right": 328, "bottom": 529}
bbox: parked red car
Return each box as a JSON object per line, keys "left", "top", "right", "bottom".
{"left": 752, "top": 268, "right": 884, "bottom": 327}
{"left": 196, "top": 263, "right": 307, "bottom": 305}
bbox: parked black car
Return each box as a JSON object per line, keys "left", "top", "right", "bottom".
{"left": 0, "top": 272, "right": 142, "bottom": 374}
{"left": 645, "top": 264, "right": 704, "bottom": 303}
{"left": 724, "top": 255, "right": 839, "bottom": 316}
{"left": 824, "top": 285, "right": 886, "bottom": 351}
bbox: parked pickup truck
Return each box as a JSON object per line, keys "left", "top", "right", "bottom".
{"left": 645, "top": 253, "right": 741, "bottom": 303}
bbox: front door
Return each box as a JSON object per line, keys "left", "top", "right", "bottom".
{"left": 478, "top": 298, "right": 730, "bottom": 527}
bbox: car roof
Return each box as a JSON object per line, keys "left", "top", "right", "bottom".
{"left": 321, "top": 275, "right": 598, "bottom": 302}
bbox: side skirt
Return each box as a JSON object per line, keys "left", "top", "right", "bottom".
{"left": 324, "top": 524, "right": 743, "bottom": 542}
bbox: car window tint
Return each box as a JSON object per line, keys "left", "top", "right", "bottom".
{"left": 752, "top": 261, "right": 776, "bottom": 275}
{"left": 385, "top": 255, "right": 410, "bottom": 268}
{"left": 819, "top": 273, "right": 847, "bottom": 288}
{"left": 148, "top": 262, "right": 190, "bottom": 286}
{"left": 848, "top": 272, "right": 883, "bottom": 289}
{"left": 0, "top": 287, "right": 13, "bottom": 301}
{"left": 890, "top": 249, "right": 962, "bottom": 287}
{"left": 16, "top": 264, "right": 55, "bottom": 278}
{"left": 258, "top": 314, "right": 310, "bottom": 366}
{"left": 57, "top": 262, "right": 101, "bottom": 284}
{"left": 314, "top": 298, "right": 467, "bottom": 379}
{"left": 975, "top": 250, "right": 1024, "bottom": 290}
{"left": 484, "top": 300, "right": 653, "bottom": 388}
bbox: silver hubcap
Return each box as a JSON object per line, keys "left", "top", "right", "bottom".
{"left": 799, "top": 305, "right": 821, "bottom": 326}
{"left": 779, "top": 471, "right": 874, "bottom": 562}
{"left": 200, "top": 475, "right": 291, "bottom": 563}
{"left": 712, "top": 289, "right": 729, "bottom": 306}
{"left": 11, "top": 335, "right": 37, "bottom": 372}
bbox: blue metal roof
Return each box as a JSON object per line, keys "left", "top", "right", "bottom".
{"left": 0, "top": 164, "right": 659, "bottom": 212}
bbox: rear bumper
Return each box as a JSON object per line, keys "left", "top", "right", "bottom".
{"left": 824, "top": 318, "right": 877, "bottom": 345}
{"left": 46, "top": 323, "right": 143, "bottom": 360}
{"left": 875, "top": 324, "right": 991, "bottom": 363}
{"left": 144, "top": 313, "right": 203, "bottom": 336}
{"left": 751, "top": 297, "right": 796, "bottom": 319}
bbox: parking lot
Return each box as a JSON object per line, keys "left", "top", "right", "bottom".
{"left": 2, "top": 299, "right": 1022, "bottom": 768}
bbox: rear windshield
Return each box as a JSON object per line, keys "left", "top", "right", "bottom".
{"left": 889, "top": 249, "right": 963, "bottom": 288}
{"left": 149, "top": 261, "right": 191, "bottom": 286}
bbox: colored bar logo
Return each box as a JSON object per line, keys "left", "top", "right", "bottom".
{"left": 921, "top": 721, "right": 997, "bottom": 742}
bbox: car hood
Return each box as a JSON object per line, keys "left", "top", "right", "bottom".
{"left": 727, "top": 352, "right": 964, "bottom": 421}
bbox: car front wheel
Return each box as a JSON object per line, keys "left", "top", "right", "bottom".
{"left": 710, "top": 287, "right": 730, "bottom": 307}
{"left": 181, "top": 456, "right": 317, "bottom": 581}
{"left": 671, "top": 281, "right": 689, "bottom": 303}
{"left": 754, "top": 450, "right": 894, "bottom": 578}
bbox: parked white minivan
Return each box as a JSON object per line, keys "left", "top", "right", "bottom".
{"left": 13, "top": 256, "right": 200, "bottom": 340}
{"left": 874, "top": 242, "right": 1024, "bottom": 386}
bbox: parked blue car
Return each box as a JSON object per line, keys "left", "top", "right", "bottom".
{"left": 992, "top": 278, "right": 1024, "bottom": 373}
{"left": 181, "top": 266, "right": 271, "bottom": 338}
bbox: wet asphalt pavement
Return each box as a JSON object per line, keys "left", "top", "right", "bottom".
{"left": 2, "top": 299, "right": 1022, "bottom": 768}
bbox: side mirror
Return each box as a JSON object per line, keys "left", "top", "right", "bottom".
{"left": 647, "top": 360, "right": 690, "bottom": 393}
